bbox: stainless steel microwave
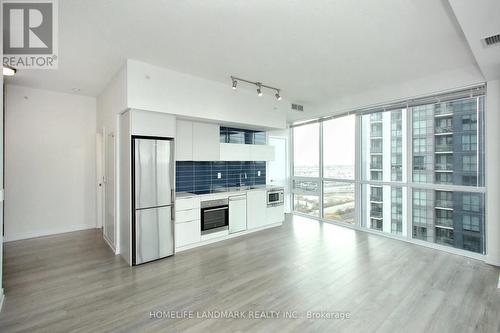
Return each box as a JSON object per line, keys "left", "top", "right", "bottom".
{"left": 267, "top": 188, "right": 284, "bottom": 207}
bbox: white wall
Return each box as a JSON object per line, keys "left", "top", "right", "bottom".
{"left": 0, "top": 1, "right": 4, "bottom": 306}
{"left": 126, "top": 60, "right": 287, "bottom": 129}
{"left": 291, "top": 65, "right": 485, "bottom": 123}
{"left": 486, "top": 80, "right": 500, "bottom": 266}
{"left": 267, "top": 129, "right": 291, "bottom": 213}
{"left": 5, "top": 85, "right": 97, "bottom": 241}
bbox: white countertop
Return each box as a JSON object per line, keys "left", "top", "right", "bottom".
{"left": 176, "top": 185, "right": 282, "bottom": 199}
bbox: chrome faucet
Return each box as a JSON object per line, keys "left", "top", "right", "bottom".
{"left": 239, "top": 172, "right": 247, "bottom": 187}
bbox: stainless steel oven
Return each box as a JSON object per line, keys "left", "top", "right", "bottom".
{"left": 201, "top": 198, "right": 229, "bottom": 234}
{"left": 267, "top": 188, "right": 284, "bottom": 207}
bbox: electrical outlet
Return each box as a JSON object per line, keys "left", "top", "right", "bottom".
{"left": 217, "top": 172, "right": 222, "bottom": 179}
{"left": 257, "top": 171, "right": 261, "bottom": 177}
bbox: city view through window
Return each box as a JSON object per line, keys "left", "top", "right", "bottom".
{"left": 292, "top": 94, "right": 486, "bottom": 254}
{"left": 293, "top": 116, "right": 356, "bottom": 223}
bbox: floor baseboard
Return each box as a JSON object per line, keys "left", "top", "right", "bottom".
{"left": 4, "top": 225, "right": 97, "bottom": 242}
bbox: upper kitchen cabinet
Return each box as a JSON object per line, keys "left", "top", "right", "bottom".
{"left": 220, "top": 143, "right": 251, "bottom": 161}
{"left": 250, "top": 144, "right": 275, "bottom": 161}
{"left": 219, "top": 142, "right": 274, "bottom": 161}
{"left": 129, "top": 109, "right": 176, "bottom": 138}
{"left": 192, "top": 122, "right": 220, "bottom": 161}
{"left": 176, "top": 119, "right": 193, "bottom": 161}
{"left": 219, "top": 127, "right": 275, "bottom": 161}
{"left": 175, "top": 120, "right": 220, "bottom": 161}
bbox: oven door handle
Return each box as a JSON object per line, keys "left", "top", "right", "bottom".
{"left": 203, "top": 207, "right": 228, "bottom": 213}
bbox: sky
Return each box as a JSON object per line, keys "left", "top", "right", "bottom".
{"left": 293, "top": 115, "right": 355, "bottom": 167}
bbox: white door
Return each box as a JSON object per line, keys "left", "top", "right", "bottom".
{"left": 104, "top": 132, "right": 116, "bottom": 249}
{"left": 267, "top": 137, "right": 290, "bottom": 212}
{"left": 96, "top": 132, "right": 104, "bottom": 229}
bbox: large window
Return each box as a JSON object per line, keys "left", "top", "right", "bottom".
{"left": 293, "top": 123, "right": 319, "bottom": 177}
{"left": 292, "top": 179, "right": 320, "bottom": 217}
{"left": 292, "top": 123, "right": 320, "bottom": 216}
{"left": 322, "top": 116, "right": 356, "bottom": 224}
{"left": 323, "top": 116, "right": 355, "bottom": 179}
{"left": 323, "top": 181, "right": 355, "bottom": 223}
{"left": 291, "top": 89, "right": 486, "bottom": 255}
{"left": 360, "top": 109, "right": 408, "bottom": 236}
{"left": 292, "top": 116, "right": 355, "bottom": 224}
{"left": 409, "top": 97, "right": 485, "bottom": 253}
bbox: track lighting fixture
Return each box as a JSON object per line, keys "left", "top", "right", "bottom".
{"left": 230, "top": 76, "right": 282, "bottom": 101}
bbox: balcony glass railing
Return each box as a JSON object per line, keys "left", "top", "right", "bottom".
{"left": 435, "top": 126, "right": 453, "bottom": 134}
{"left": 436, "top": 218, "right": 453, "bottom": 228}
{"left": 435, "top": 200, "right": 453, "bottom": 209}
{"left": 435, "top": 144, "right": 453, "bottom": 152}
{"left": 434, "top": 106, "right": 450, "bottom": 116}
{"left": 435, "top": 163, "right": 453, "bottom": 171}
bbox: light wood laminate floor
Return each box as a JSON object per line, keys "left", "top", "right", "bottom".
{"left": 1, "top": 214, "right": 499, "bottom": 333}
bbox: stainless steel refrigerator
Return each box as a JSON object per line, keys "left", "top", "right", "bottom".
{"left": 132, "top": 136, "right": 175, "bottom": 265}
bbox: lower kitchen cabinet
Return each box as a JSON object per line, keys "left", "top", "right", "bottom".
{"left": 175, "top": 220, "right": 201, "bottom": 248}
{"left": 247, "top": 190, "right": 267, "bottom": 229}
{"left": 229, "top": 195, "right": 247, "bottom": 233}
{"left": 266, "top": 205, "right": 285, "bottom": 224}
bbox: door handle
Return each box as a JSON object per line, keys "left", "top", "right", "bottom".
{"left": 204, "top": 207, "right": 229, "bottom": 213}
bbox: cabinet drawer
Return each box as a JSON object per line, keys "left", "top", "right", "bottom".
{"left": 175, "top": 208, "right": 200, "bottom": 223}
{"left": 175, "top": 197, "right": 200, "bottom": 211}
{"left": 175, "top": 220, "right": 201, "bottom": 247}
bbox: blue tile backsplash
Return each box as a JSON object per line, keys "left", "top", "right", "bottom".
{"left": 176, "top": 161, "right": 266, "bottom": 193}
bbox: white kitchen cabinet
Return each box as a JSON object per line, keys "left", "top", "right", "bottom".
{"left": 220, "top": 143, "right": 251, "bottom": 161}
{"left": 192, "top": 122, "right": 220, "bottom": 161}
{"left": 220, "top": 143, "right": 274, "bottom": 161}
{"left": 229, "top": 195, "right": 247, "bottom": 233}
{"left": 129, "top": 109, "right": 176, "bottom": 138}
{"left": 175, "top": 208, "right": 199, "bottom": 223}
{"left": 175, "top": 120, "right": 193, "bottom": 161}
{"left": 266, "top": 205, "right": 285, "bottom": 224}
{"left": 247, "top": 189, "right": 267, "bottom": 229}
{"left": 175, "top": 197, "right": 200, "bottom": 211}
{"left": 175, "top": 220, "right": 201, "bottom": 247}
{"left": 249, "top": 145, "right": 275, "bottom": 161}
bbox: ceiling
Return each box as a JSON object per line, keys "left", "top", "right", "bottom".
{"left": 6, "top": 0, "right": 489, "bottom": 121}
{"left": 449, "top": 0, "right": 500, "bottom": 81}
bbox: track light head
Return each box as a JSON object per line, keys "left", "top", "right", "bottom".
{"left": 275, "top": 90, "right": 282, "bottom": 101}
{"left": 232, "top": 79, "right": 237, "bottom": 90}
{"left": 256, "top": 83, "right": 263, "bottom": 96}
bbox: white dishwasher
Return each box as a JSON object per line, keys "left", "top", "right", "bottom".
{"left": 229, "top": 195, "right": 247, "bottom": 234}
